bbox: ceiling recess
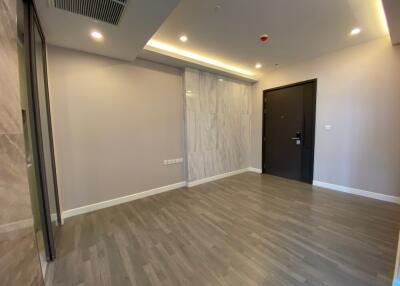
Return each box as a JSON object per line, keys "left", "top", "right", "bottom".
{"left": 48, "top": 0, "right": 128, "bottom": 25}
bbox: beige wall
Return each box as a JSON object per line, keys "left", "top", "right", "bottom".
{"left": 252, "top": 37, "right": 400, "bottom": 197}
{"left": 48, "top": 35, "right": 400, "bottom": 209}
{"left": 47, "top": 46, "right": 185, "bottom": 211}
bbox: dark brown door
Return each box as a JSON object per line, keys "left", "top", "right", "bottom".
{"left": 262, "top": 80, "right": 316, "bottom": 183}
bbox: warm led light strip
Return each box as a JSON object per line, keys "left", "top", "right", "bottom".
{"left": 146, "top": 39, "right": 255, "bottom": 77}
{"left": 377, "top": 0, "right": 389, "bottom": 34}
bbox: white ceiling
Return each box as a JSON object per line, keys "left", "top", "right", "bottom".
{"left": 35, "top": 0, "right": 390, "bottom": 79}
{"left": 145, "top": 0, "right": 389, "bottom": 75}
{"left": 35, "top": 0, "right": 179, "bottom": 61}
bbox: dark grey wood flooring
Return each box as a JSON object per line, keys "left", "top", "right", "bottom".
{"left": 46, "top": 172, "right": 400, "bottom": 286}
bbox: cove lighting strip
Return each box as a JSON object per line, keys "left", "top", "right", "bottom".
{"left": 377, "top": 0, "right": 389, "bottom": 34}
{"left": 146, "top": 39, "right": 255, "bottom": 77}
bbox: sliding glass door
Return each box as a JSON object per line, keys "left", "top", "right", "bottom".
{"left": 32, "top": 3, "right": 61, "bottom": 231}
{"left": 19, "top": 0, "right": 61, "bottom": 263}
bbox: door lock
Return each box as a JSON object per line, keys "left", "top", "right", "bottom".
{"left": 291, "top": 131, "right": 302, "bottom": 145}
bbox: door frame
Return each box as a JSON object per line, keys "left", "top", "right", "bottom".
{"left": 262, "top": 79, "right": 317, "bottom": 183}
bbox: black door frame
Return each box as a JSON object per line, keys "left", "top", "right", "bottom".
{"left": 262, "top": 79, "right": 317, "bottom": 183}
{"left": 23, "top": 0, "right": 61, "bottom": 260}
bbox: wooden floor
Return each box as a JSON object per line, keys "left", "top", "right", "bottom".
{"left": 46, "top": 172, "right": 400, "bottom": 286}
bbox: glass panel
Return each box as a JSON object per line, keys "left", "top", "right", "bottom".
{"left": 33, "top": 18, "right": 59, "bottom": 228}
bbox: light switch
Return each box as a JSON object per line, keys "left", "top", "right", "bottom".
{"left": 324, "top": 125, "right": 332, "bottom": 131}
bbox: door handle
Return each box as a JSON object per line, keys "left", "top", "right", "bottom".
{"left": 291, "top": 137, "right": 302, "bottom": 145}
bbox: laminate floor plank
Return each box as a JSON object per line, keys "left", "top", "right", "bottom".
{"left": 46, "top": 173, "right": 400, "bottom": 286}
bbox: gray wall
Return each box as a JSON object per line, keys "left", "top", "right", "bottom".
{"left": 252, "top": 37, "right": 400, "bottom": 197}
{"left": 47, "top": 46, "right": 185, "bottom": 211}
{"left": 184, "top": 68, "right": 252, "bottom": 182}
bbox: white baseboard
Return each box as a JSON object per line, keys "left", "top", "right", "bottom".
{"left": 313, "top": 180, "right": 400, "bottom": 205}
{"left": 61, "top": 171, "right": 399, "bottom": 221}
{"left": 187, "top": 168, "right": 251, "bottom": 187}
{"left": 247, "top": 167, "right": 262, "bottom": 174}
{"left": 62, "top": 181, "right": 186, "bottom": 220}
{"left": 61, "top": 167, "right": 262, "bottom": 220}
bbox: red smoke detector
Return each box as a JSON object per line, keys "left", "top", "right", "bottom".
{"left": 259, "top": 34, "right": 269, "bottom": 42}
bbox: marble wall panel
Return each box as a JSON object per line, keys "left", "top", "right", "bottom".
{"left": 0, "top": 0, "right": 43, "bottom": 284}
{"left": 0, "top": 227, "right": 43, "bottom": 285}
{"left": 0, "top": 133, "right": 32, "bottom": 224}
{"left": 184, "top": 68, "right": 252, "bottom": 182}
{"left": 0, "top": 0, "right": 23, "bottom": 134}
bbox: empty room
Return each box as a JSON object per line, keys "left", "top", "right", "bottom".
{"left": 1, "top": 0, "right": 400, "bottom": 285}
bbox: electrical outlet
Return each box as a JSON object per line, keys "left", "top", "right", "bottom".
{"left": 163, "top": 158, "right": 184, "bottom": 165}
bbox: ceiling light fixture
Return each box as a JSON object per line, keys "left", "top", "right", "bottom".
{"left": 91, "top": 31, "right": 103, "bottom": 40}
{"left": 255, "top": 63, "right": 262, "bottom": 69}
{"left": 179, "top": 35, "right": 188, "bottom": 42}
{"left": 350, "top": 27, "right": 361, "bottom": 36}
{"left": 146, "top": 39, "right": 255, "bottom": 77}
{"left": 218, "top": 78, "right": 224, "bottom": 82}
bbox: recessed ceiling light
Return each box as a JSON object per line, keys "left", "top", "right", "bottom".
{"left": 91, "top": 31, "right": 103, "bottom": 40}
{"left": 218, "top": 78, "right": 224, "bottom": 82}
{"left": 179, "top": 35, "right": 188, "bottom": 42}
{"left": 350, "top": 27, "right": 361, "bottom": 36}
{"left": 255, "top": 63, "right": 262, "bottom": 69}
